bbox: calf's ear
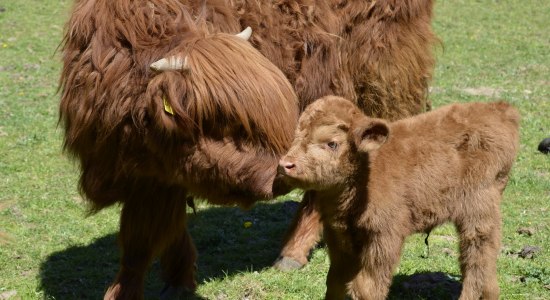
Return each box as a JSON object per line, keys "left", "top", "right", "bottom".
{"left": 352, "top": 118, "right": 390, "bottom": 153}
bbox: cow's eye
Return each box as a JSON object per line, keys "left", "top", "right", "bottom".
{"left": 327, "top": 141, "right": 338, "bottom": 150}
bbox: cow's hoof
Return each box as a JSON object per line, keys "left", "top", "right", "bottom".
{"left": 273, "top": 256, "right": 304, "bottom": 271}
{"left": 160, "top": 284, "right": 194, "bottom": 300}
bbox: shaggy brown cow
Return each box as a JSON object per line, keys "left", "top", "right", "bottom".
{"left": 279, "top": 96, "right": 520, "bottom": 300}
{"left": 59, "top": 0, "right": 437, "bottom": 298}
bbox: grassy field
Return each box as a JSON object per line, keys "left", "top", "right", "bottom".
{"left": 1, "top": 0, "right": 549, "bottom": 299}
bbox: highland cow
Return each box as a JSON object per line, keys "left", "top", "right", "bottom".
{"left": 59, "top": 0, "right": 437, "bottom": 298}
{"left": 278, "top": 96, "right": 520, "bottom": 300}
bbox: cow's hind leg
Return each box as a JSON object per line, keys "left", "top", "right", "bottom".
{"left": 104, "top": 182, "right": 194, "bottom": 300}
{"left": 274, "top": 191, "right": 322, "bottom": 271}
{"left": 457, "top": 199, "right": 501, "bottom": 300}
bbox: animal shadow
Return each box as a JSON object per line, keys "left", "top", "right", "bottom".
{"left": 39, "top": 200, "right": 299, "bottom": 299}
{"left": 388, "top": 272, "right": 462, "bottom": 300}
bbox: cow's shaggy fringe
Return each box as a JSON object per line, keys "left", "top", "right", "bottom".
{"left": 60, "top": 0, "right": 299, "bottom": 211}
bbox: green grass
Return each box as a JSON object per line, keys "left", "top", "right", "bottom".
{"left": 1, "top": 0, "right": 549, "bottom": 299}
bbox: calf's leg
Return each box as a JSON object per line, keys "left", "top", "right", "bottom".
{"left": 104, "top": 183, "right": 194, "bottom": 300}
{"left": 274, "top": 191, "right": 322, "bottom": 270}
{"left": 347, "top": 234, "right": 403, "bottom": 300}
{"left": 457, "top": 201, "right": 501, "bottom": 300}
{"left": 325, "top": 263, "right": 349, "bottom": 300}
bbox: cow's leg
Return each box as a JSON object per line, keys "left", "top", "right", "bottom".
{"left": 274, "top": 191, "right": 322, "bottom": 270}
{"left": 159, "top": 201, "right": 197, "bottom": 300}
{"left": 104, "top": 183, "right": 193, "bottom": 300}
{"left": 457, "top": 195, "right": 501, "bottom": 300}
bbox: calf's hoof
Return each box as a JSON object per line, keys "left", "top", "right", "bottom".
{"left": 273, "top": 256, "right": 304, "bottom": 271}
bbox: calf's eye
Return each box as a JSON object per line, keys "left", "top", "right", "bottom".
{"left": 327, "top": 141, "right": 338, "bottom": 150}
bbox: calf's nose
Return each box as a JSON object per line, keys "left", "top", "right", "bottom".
{"left": 278, "top": 158, "right": 296, "bottom": 174}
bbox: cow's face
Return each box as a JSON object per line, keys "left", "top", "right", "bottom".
{"left": 278, "top": 96, "right": 389, "bottom": 191}
{"left": 147, "top": 27, "right": 299, "bottom": 155}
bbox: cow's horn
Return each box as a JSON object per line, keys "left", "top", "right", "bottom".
{"left": 235, "top": 26, "right": 252, "bottom": 41}
{"left": 150, "top": 56, "right": 189, "bottom": 71}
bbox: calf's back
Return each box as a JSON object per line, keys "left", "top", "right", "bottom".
{"left": 369, "top": 101, "right": 520, "bottom": 232}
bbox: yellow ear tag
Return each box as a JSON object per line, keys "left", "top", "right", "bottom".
{"left": 163, "top": 97, "right": 175, "bottom": 115}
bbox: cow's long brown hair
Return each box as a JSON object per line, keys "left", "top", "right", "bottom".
{"left": 59, "top": 0, "right": 299, "bottom": 210}
{"left": 230, "top": 0, "right": 437, "bottom": 117}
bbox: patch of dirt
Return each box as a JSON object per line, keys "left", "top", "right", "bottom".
{"left": 518, "top": 245, "right": 542, "bottom": 259}
{"left": 517, "top": 227, "right": 536, "bottom": 236}
{"left": 442, "top": 248, "right": 455, "bottom": 256}
{"left": 435, "top": 235, "right": 457, "bottom": 242}
{"left": 462, "top": 87, "right": 502, "bottom": 97}
{"left": 0, "top": 290, "right": 17, "bottom": 300}
{"left": 429, "top": 87, "right": 445, "bottom": 94}
{"left": 0, "top": 65, "right": 16, "bottom": 72}
{"left": 503, "top": 245, "right": 543, "bottom": 259}
{"left": 23, "top": 63, "right": 40, "bottom": 71}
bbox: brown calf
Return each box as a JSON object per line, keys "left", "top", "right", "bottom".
{"left": 279, "top": 96, "right": 520, "bottom": 300}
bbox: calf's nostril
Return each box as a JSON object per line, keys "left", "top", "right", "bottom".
{"left": 279, "top": 159, "right": 296, "bottom": 171}
{"left": 284, "top": 162, "right": 296, "bottom": 170}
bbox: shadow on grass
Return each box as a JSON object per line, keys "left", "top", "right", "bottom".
{"left": 389, "top": 272, "right": 462, "bottom": 300}
{"left": 39, "top": 200, "right": 299, "bottom": 299}
{"left": 39, "top": 199, "right": 462, "bottom": 299}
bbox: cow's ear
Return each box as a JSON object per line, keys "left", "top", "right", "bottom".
{"left": 352, "top": 118, "right": 390, "bottom": 153}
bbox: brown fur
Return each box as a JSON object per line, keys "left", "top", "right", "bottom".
{"left": 279, "top": 96, "right": 520, "bottom": 299}
{"left": 230, "top": 0, "right": 437, "bottom": 116}
{"left": 59, "top": 0, "right": 437, "bottom": 298}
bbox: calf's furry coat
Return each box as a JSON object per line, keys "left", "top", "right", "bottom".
{"left": 279, "top": 96, "right": 520, "bottom": 299}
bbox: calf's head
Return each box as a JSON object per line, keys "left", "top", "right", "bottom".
{"left": 278, "top": 96, "right": 390, "bottom": 191}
